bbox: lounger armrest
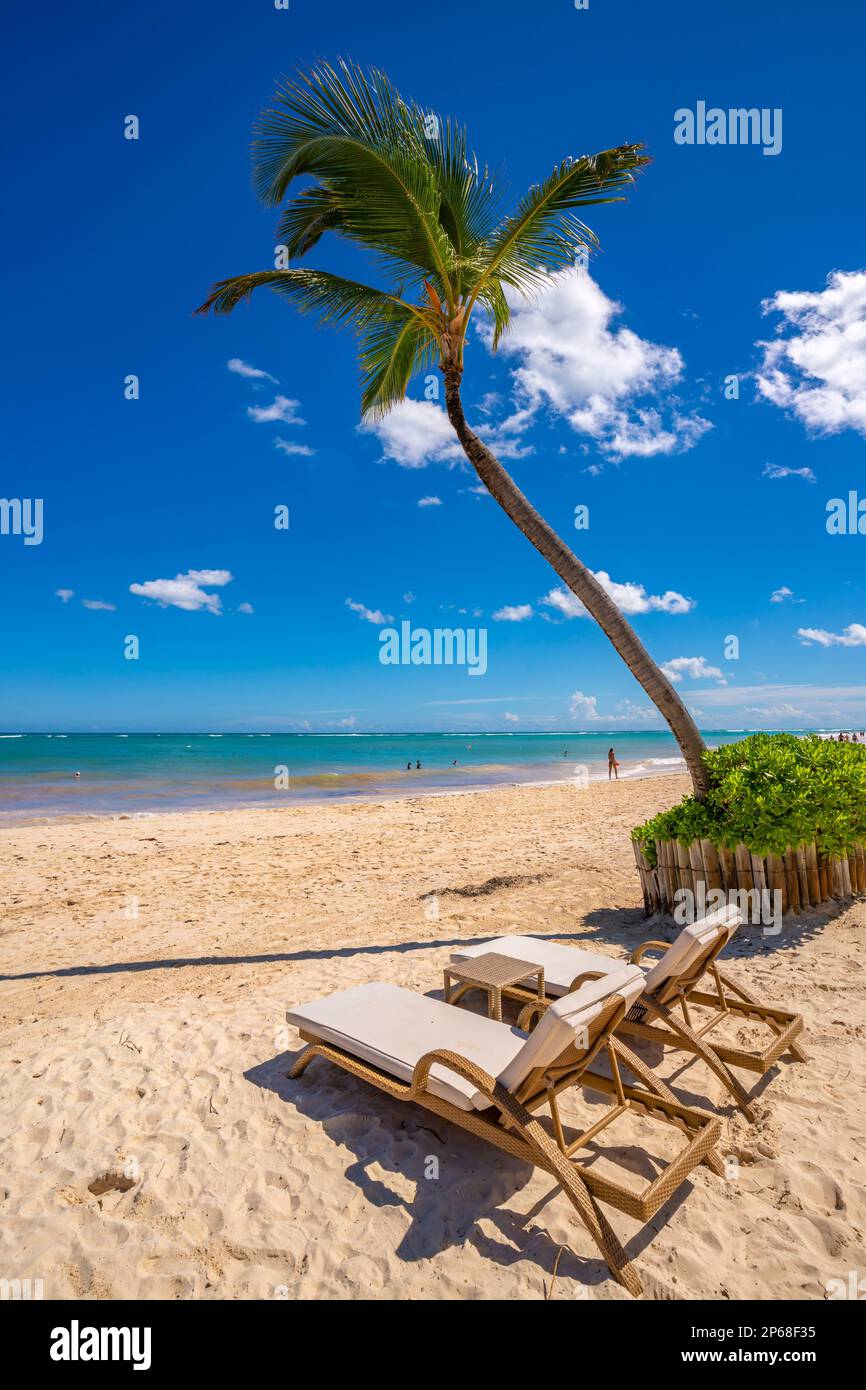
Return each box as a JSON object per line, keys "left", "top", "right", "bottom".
{"left": 567, "top": 970, "right": 608, "bottom": 989}
{"left": 517, "top": 1001, "right": 547, "bottom": 1032}
{"left": 411, "top": 1048, "right": 498, "bottom": 1102}
{"left": 630, "top": 940, "right": 670, "bottom": 965}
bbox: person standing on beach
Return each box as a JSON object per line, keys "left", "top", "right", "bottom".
{"left": 608, "top": 747, "right": 619, "bottom": 780}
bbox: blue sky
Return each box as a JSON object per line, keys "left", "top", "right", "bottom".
{"left": 3, "top": 0, "right": 866, "bottom": 733}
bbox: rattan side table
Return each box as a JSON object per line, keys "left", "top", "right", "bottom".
{"left": 443, "top": 951, "right": 545, "bottom": 1022}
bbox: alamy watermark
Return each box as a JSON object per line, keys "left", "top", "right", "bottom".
{"left": 825, "top": 1270, "right": 866, "bottom": 1300}
{"left": 826, "top": 492, "right": 866, "bottom": 535}
{"left": 50, "top": 1321, "right": 152, "bottom": 1370}
{"left": 674, "top": 882, "right": 782, "bottom": 936}
{"left": 0, "top": 497, "right": 43, "bottom": 545}
{"left": 1, "top": 1277, "right": 44, "bottom": 1300}
{"left": 674, "top": 102, "right": 782, "bottom": 157}
{"left": 379, "top": 621, "right": 487, "bottom": 676}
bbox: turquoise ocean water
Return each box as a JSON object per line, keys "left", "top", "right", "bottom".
{"left": 0, "top": 729, "right": 768, "bottom": 824}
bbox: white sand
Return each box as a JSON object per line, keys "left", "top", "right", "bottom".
{"left": 1, "top": 775, "right": 864, "bottom": 1299}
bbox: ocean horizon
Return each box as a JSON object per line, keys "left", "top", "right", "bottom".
{"left": 0, "top": 727, "right": 828, "bottom": 824}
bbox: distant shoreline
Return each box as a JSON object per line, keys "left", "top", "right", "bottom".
{"left": 0, "top": 728, "right": 858, "bottom": 827}
{"left": 0, "top": 728, "right": 840, "bottom": 737}
{"left": 0, "top": 760, "right": 690, "bottom": 829}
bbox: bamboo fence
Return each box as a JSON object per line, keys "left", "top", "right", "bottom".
{"left": 632, "top": 836, "right": 866, "bottom": 918}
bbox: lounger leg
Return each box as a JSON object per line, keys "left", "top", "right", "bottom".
{"left": 287, "top": 1043, "right": 320, "bottom": 1079}
{"left": 716, "top": 971, "right": 809, "bottom": 1064}
{"left": 648, "top": 1000, "right": 758, "bottom": 1122}
{"left": 609, "top": 1038, "right": 725, "bottom": 1177}
{"left": 489, "top": 1081, "right": 643, "bottom": 1297}
{"left": 412, "top": 1049, "right": 644, "bottom": 1297}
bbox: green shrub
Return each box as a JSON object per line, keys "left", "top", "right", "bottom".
{"left": 633, "top": 733, "right": 866, "bottom": 866}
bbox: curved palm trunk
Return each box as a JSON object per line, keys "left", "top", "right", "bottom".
{"left": 443, "top": 366, "right": 710, "bottom": 799}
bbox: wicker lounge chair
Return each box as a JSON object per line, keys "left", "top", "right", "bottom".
{"left": 450, "top": 907, "right": 806, "bottom": 1122}
{"left": 284, "top": 968, "right": 722, "bottom": 1296}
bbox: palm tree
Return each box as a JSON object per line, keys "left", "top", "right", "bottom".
{"left": 197, "top": 60, "right": 710, "bottom": 798}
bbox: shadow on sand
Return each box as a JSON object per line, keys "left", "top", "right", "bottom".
{"left": 245, "top": 1041, "right": 694, "bottom": 1295}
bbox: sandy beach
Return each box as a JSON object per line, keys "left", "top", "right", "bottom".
{"left": 1, "top": 773, "right": 864, "bottom": 1300}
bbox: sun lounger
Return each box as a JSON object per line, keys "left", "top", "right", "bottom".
{"left": 285, "top": 970, "right": 722, "bottom": 1296}
{"left": 450, "top": 907, "right": 805, "bottom": 1122}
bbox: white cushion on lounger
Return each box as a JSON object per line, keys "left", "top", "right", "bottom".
{"left": 497, "top": 965, "right": 645, "bottom": 1093}
{"left": 450, "top": 935, "right": 626, "bottom": 998}
{"left": 287, "top": 982, "right": 527, "bottom": 1112}
{"left": 287, "top": 971, "right": 644, "bottom": 1113}
{"left": 643, "top": 906, "right": 741, "bottom": 993}
{"left": 450, "top": 908, "right": 741, "bottom": 1001}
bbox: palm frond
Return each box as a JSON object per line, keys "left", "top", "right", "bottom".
{"left": 195, "top": 267, "right": 438, "bottom": 418}
{"left": 359, "top": 315, "right": 439, "bottom": 419}
{"left": 470, "top": 145, "right": 650, "bottom": 306}
{"left": 418, "top": 115, "right": 501, "bottom": 287}
{"left": 195, "top": 267, "right": 430, "bottom": 328}
{"left": 251, "top": 60, "right": 458, "bottom": 301}
{"left": 274, "top": 186, "right": 346, "bottom": 259}
{"left": 474, "top": 277, "right": 512, "bottom": 351}
{"left": 197, "top": 62, "right": 651, "bottom": 421}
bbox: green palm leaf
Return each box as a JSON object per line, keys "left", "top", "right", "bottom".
{"left": 195, "top": 267, "right": 437, "bottom": 417}
{"left": 470, "top": 145, "right": 650, "bottom": 306}
{"left": 359, "top": 314, "right": 439, "bottom": 419}
{"left": 197, "top": 62, "right": 649, "bottom": 413}
{"left": 251, "top": 61, "right": 458, "bottom": 302}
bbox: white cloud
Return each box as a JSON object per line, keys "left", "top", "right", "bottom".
{"left": 228, "top": 357, "right": 278, "bottom": 384}
{"left": 569, "top": 690, "right": 602, "bottom": 722}
{"left": 82, "top": 599, "right": 117, "bottom": 612}
{"left": 403, "top": 591, "right": 415, "bottom": 604}
{"left": 417, "top": 495, "right": 441, "bottom": 508}
{"left": 360, "top": 393, "right": 535, "bottom": 471}
{"left": 568, "top": 690, "right": 658, "bottom": 724}
{"left": 504, "top": 711, "right": 519, "bottom": 723}
{"left": 686, "top": 682, "right": 866, "bottom": 706}
{"left": 345, "top": 597, "right": 394, "bottom": 625}
{"left": 423, "top": 695, "right": 535, "bottom": 706}
{"left": 360, "top": 272, "right": 711, "bottom": 470}
{"left": 247, "top": 395, "right": 305, "bottom": 426}
{"left": 745, "top": 703, "right": 808, "bottom": 718}
{"left": 756, "top": 269, "right": 866, "bottom": 437}
{"left": 771, "top": 586, "right": 793, "bottom": 603}
{"left": 238, "top": 602, "right": 254, "bottom": 614}
{"left": 55, "top": 589, "right": 74, "bottom": 603}
{"left": 797, "top": 624, "right": 866, "bottom": 648}
{"left": 661, "top": 656, "right": 726, "bottom": 685}
{"left": 492, "top": 603, "right": 534, "bottom": 622}
{"left": 542, "top": 572, "right": 694, "bottom": 620}
{"left": 274, "top": 438, "right": 314, "bottom": 457}
{"left": 359, "top": 398, "right": 463, "bottom": 468}
{"left": 613, "top": 699, "right": 660, "bottom": 723}
{"left": 480, "top": 268, "right": 711, "bottom": 459}
{"left": 678, "top": 681, "right": 866, "bottom": 725}
{"left": 130, "top": 568, "right": 233, "bottom": 615}
{"left": 762, "top": 462, "right": 816, "bottom": 483}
